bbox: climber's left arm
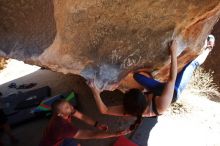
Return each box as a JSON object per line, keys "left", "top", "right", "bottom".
{"left": 88, "top": 81, "right": 127, "bottom": 116}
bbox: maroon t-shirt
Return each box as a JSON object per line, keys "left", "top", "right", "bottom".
{"left": 39, "top": 115, "right": 79, "bottom": 146}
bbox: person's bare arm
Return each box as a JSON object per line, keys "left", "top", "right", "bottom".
{"left": 88, "top": 81, "right": 127, "bottom": 116}
{"left": 74, "top": 129, "right": 131, "bottom": 139}
{"left": 71, "top": 109, "right": 108, "bottom": 131}
{"left": 155, "top": 40, "right": 178, "bottom": 114}
{"left": 72, "top": 110, "right": 97, "bottom": 126}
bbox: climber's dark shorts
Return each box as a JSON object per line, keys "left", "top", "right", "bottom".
{"left": 0, "top": 109, "right": 7, "bottom": 125}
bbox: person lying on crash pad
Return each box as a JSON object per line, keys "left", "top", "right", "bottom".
{"left": 39, "top": 99, "right": 130, "bottom": 146}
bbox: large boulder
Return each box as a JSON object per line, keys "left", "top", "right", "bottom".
{"left": 0, "top": 0, "right": 220, "bottom": 89}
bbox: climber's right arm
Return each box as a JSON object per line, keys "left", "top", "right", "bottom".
{"left": 155, "top": 40, "right": 178, "bottom": 114}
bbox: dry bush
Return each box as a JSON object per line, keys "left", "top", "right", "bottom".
{"left": 0, "top": 57, "right": 7, "bottom": 70}
{"left": 168, "top": 100, "right": 192, "bottom": 116}
{"left": 186, "top": 67, "right": 220, "bottom": 100}
{"left": 169, "top": 67, "right": 220, "bottom": 115}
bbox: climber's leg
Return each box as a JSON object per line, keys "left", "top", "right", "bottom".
{"left": 173, "top": 35, "right": 215, "bottom": 101}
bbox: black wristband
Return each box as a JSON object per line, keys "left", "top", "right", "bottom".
{"left": 94, "top": 121, "right": 99, "bottom": 127}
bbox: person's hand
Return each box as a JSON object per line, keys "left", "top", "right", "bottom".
{"left": 115, "top": 129, "right": 132, "bottom": 136}
{"left": 105, "top": 82, "right": 120, "bottom": 91}
{"left": 87, "top": 80, "right": 101, "bottom": 94}
{"left": 168, "top": 40, "right": 177, "bottom": 55}
{"left": 96, "top": 123, "right": 109, "bottom": 131}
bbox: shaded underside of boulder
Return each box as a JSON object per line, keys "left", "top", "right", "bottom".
{"left": 0, "top": 0, "right": 220, "bottom": 89}
{"left": 204, "top": 20, "right": 220, "bottom": 87}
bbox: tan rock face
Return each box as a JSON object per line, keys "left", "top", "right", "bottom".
{"left": 0, "top": 0, "right": 220, "bottom": 89}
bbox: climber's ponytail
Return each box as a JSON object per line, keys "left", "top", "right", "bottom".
{"left": 129, "top": 115, "right": 143, "bottom": 130}
{"left": 123, "top": 89, "right": 147, "bottom": 130}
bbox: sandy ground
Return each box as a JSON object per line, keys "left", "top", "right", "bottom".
{"left": 0, "top": 59, "right": 220, "bottom": 146}
{"left": 150, "top": 93, "right": 220, "bottom": 146}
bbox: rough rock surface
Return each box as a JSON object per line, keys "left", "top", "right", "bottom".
{"left": 0, "top": 0, "right": 220, "bottom": 89}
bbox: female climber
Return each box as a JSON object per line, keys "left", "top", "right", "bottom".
{"left": 88, "top": 35, "right": 215, "bottom": 130}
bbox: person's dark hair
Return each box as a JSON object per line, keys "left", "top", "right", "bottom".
{"left": 123, "top": 88, "right": 147, "bottom": 130}
{"left": 51, "top": 99, "right": 66, "bottom": 114}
